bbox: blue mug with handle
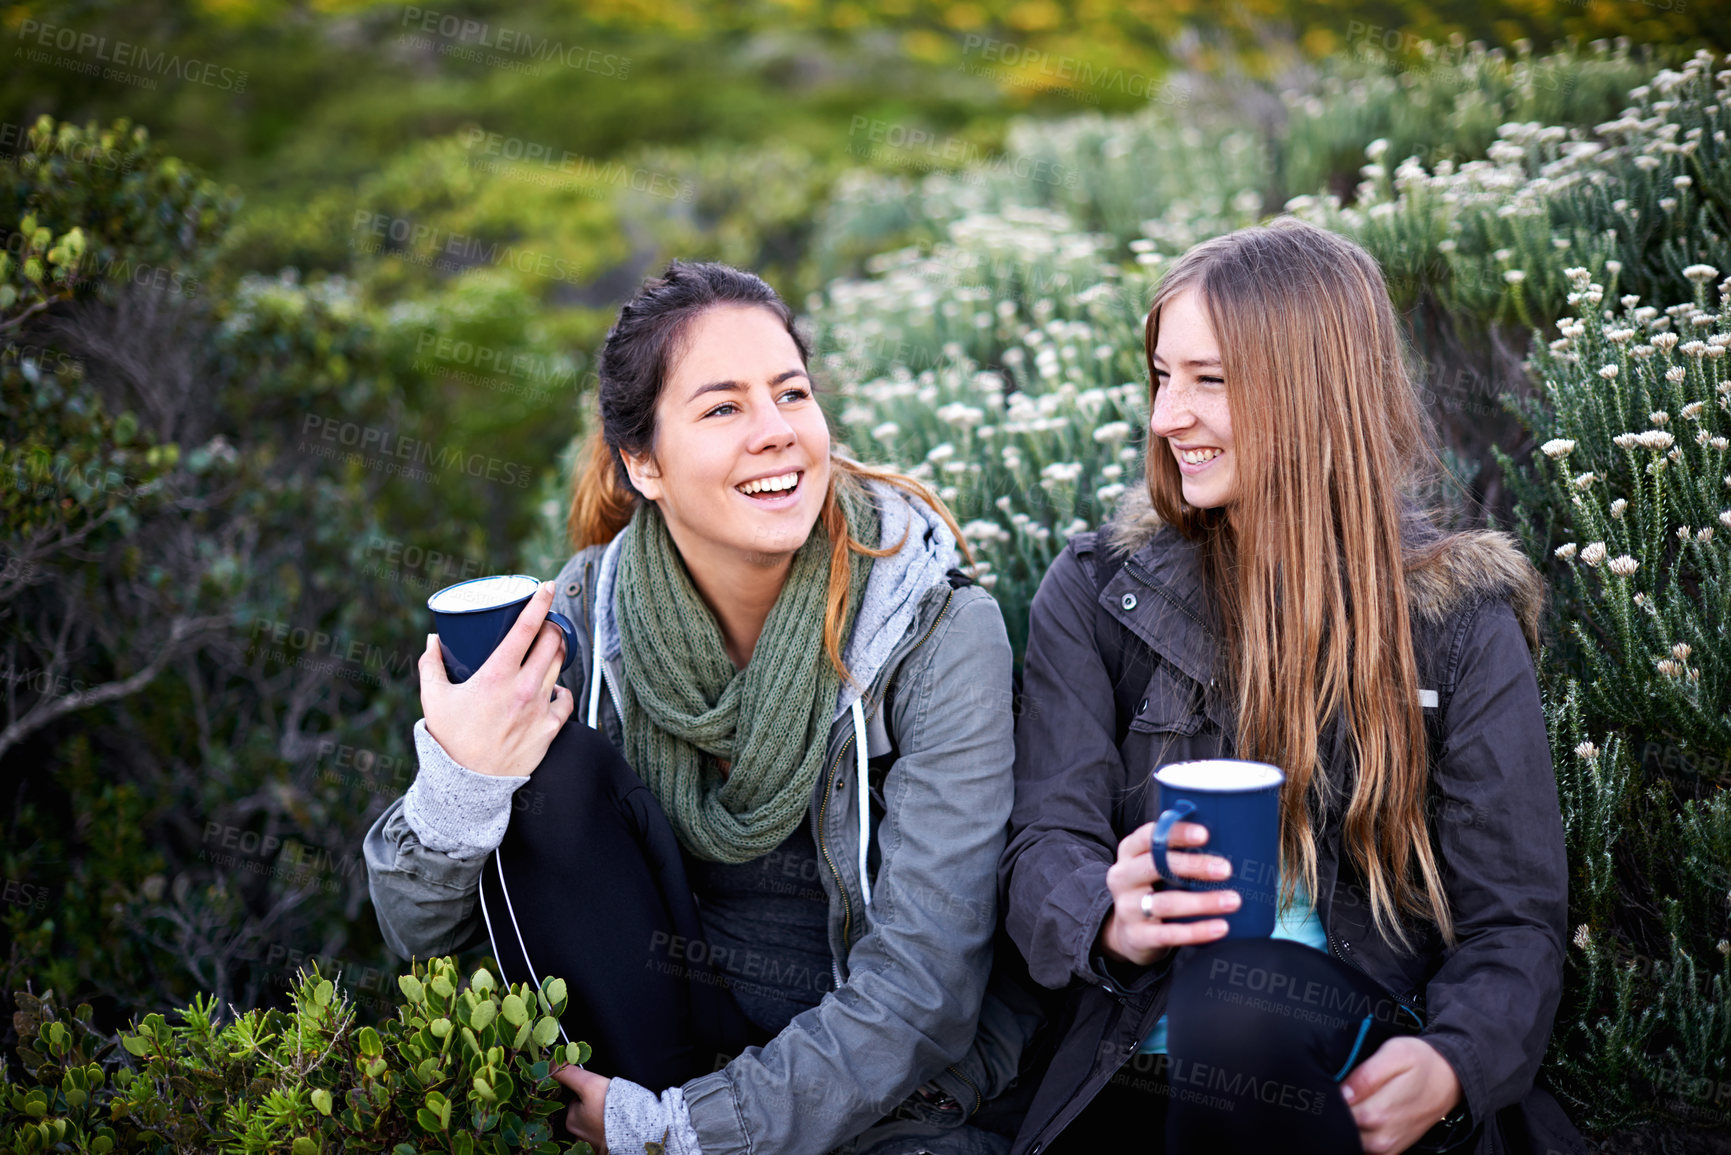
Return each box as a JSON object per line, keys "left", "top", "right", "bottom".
{"left": 1149, "top": 759, "right": 1286, "bottom": 939}
{"left": 427, "top": 574, "right": 578, "bottom": 696}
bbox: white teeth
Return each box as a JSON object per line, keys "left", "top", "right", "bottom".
{"left": 1180, "top": 448, "right": 1222, "bottom": 465}
{"left": 738, "top": 471, "right": 800, "bottom": 495}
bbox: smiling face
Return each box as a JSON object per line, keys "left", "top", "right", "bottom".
{"left": 620, "top": 303, "right": 831, "bottom": 571}
{"left": 1150, "top": 287, "right": 1236, "bottom": 510}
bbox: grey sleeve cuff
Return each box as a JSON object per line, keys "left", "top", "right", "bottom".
{"left": 604, "top": 1076, "right": 703, "bottom": 1155}
{"left": 401, "top": 718, "right": 532, "bottom": 860}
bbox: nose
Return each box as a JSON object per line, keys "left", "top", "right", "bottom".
{"left": 746, "top": 390, "right": 798, "bottom": 453}
{"left": 1149, "top": 380, "right": 1191, "bottom": 442}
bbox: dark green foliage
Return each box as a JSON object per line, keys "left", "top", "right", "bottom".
{"left": 1, "top": 957, "right": 593, "bottom": 1154}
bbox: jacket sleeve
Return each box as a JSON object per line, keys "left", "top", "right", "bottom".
{"left": 679, "top": 591, "right": 1016, "bottom": 1155}
{"left": 1000, "top": 545, "right": 1146, "bottom": 993}
{"left": 362, "top": 720, "right": 532, "bottom": 961}
{"left": 1419, "top": 596, "right": 1569, "bottom": 1125}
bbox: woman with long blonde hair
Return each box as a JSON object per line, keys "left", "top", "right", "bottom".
{"left": 1001, "top": 218, "right": 1579, "bottom": 1154}
{"left": 367, "top": 260, "right": 1039, "bottom": 1155}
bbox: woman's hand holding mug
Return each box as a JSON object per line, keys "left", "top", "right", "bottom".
{"left": 1099, "top": 819, "right": 1239, "bottom": 967}
{"left": 420, "top": 581, "right": 575, "bottom": 777}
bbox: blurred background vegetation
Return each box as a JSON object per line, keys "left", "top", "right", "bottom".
{"left": 3, "top": 0, "right": 1730, "bottom": 1148}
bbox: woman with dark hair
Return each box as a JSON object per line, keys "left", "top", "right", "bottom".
{"left": 1000, "top": 219, "right": 1582, "bottom": 1154}
{"left": 365, "top": 260, "right": 1038, "bottom": 1155}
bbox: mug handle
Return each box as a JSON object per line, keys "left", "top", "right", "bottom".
{"left": 545, "top": 610, "right": 579, "bottom": 675}
{"left": 1150, "top": 798, "right": 1198, "bottom": 886}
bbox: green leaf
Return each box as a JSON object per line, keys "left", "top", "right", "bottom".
{"left": 470, "top": 999, "right": 496, "bottom": 1032}
{"left": 430, "top": 975, "right": 455, "bottom": 1000}
{"left": 313, "top": 979, "right": 334, "bottom": 1007}
{"left": 532, "top": 1017, "right": 560, "bottom": 1048}
{"left": 471, "top": 967, "right": 496, "bottom": 994}
{"left": 398, "top": 975, "right": 425, "bottom": 1004}
{"left": 358, "top": 1026, "right": 383, "bottom": 1056}
{"left": 429, "top": 1017, "right": 452, "bottom": 1038}
{"left": 541, "top": 978, "right": 567, "bottom": 1015}
{"left": 311, "top": 1088, "right": 333, "bottom": 1116}
{"left": 512, "top": 1021, "right": 532, "bottom": 1050}
{"left": 120, "top": 1034, "right": 148, "bottom": 1057}
{"left": 500, "top": 994, "right": 528, "bottom": 1027}
{"left": 292, "top": 1137, "right": 318, "bottom": 1155}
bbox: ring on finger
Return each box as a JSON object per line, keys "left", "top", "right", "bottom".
{"left": 1140, "top": 890, "right": 1156, "bottom": 919}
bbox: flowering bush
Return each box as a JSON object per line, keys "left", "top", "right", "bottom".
{"left": 1, "top": 958, "right": 590, "bottom": 1154}
{"left": 1502, "top": 264, "right": 1731, "bottom": 1130}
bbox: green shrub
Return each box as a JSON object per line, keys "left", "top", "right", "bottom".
{"left": 1501, "top": 263, "right": 1731, "bottom": 1131}
{"left": 1, "top": 958, "right": 591, "bottom": 1154}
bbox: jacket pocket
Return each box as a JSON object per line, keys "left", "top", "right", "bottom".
{"left": 1127, "top": 660, "right": 1205, "bottom": 737}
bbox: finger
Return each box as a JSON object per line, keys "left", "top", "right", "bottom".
{"left": 551, "top": 1065, "right": 584, "bottom": 1093}
{"left": 552, "top": 682, "right": 577, "bottom": 724}
{"left": 488, "top": 581, "right": 557, "bottom": 673}
{"left": 1123, "top": 916, "right": 1232, "bottom": 950}
{"left": 1341, "top": 1038, "right": 1411, "bottom": 1107}
{"left": 1117, "top": 823, "right": 1156, "bottom": 864}
{"left": 533, "top": 624, "right": 566, "bottom": 700}
{"left": 1135, "top": 887, "right": 1240, "bottom": 922}
{"left": 1162, "top": 821, "right": 1213, "bottom": 848}
{"left": 1162, "top": 849, "right": 1233, "bottom": 882}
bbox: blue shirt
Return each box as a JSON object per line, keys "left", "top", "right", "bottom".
{"left": 1137, "top": 874, "right": 1328, "bottom": 1054}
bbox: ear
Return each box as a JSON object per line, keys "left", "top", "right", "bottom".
{"left": 620, "top": 447, "right": 664, "bottom": 502}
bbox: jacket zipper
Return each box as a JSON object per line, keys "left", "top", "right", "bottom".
{"left": 1325, "top": 928, "right": 1424, "bottom": 1028}
{"left": 1122, "top": 557, "right": 1214, "bottom": 637}
{"left": 817, "top": 587, "right": 957, "bottom": 979}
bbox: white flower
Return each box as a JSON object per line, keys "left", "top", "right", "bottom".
{"left": 1684, "top": 264, "right": 1720, "bottom": 283}
{"left": 1656, "top": 658, "right": 1683, "bottom": 677}
{"left": 1095, "top": 483, "right": 1127, "bottom": 506}
{"left": 1607, "top": 554, "right": 1639, "bottom": 576}
{"left": 1683, "top": 401, "right": 1706, "bottom": 420}
{"left": 1366, "top": 138, "right": 1390, "bottom": 161}
{"left": 1698, "top": 527, "right": 1715, "bottom": 542}
{"left": 1637, "top": 430, "right": 1675, "bottom": 450}
{"left": 926, "top": 442, "right": 955, "bottom": 463}
{"left": 1720, "top": 510, "right": 1731, "bottom": 530}
{"left": 1574, "top": 472, "right": 1597, "bottom": 489}
{"left": 1040, "top": 461, "right": 1084, "bottom": 484}
{"left": 1613, "top": 432, "right": 1640, "bottom": 449}
{"left": 1610, "top": 498, "right": 1628, "bottom": 519}
{"left": 1651, "top": 410, "right": 1671, "bottom": 426}
{"left": 1666, "top": 367, "right": 1688, "bottom": 383}
{"left": 1541, "top": 438, "right": 1576, "bottom": 458}
{"left": 870, "top": 421, "right": 900, "bottom": 442}
{"left": 1714, "top": 438, "right": 1730, "bottom": 451}
{"left": 1672, "top": 642, "right": 1693, "bottom": 661}
{"left": 1092, "top": 421, "right": 1133, "bottom": 446}
{"left": 1581, "top": 541, "right": 1607, "bottom": 566}
{"left": 1600, "top": 365, "right": 1620, "bottom": 380}
{"left": 1504, "top": 270, "right": 1527, "bottom": 285}
{"left": 1555, "top": 542, "right": 1579, "bottom": 560}
{"left": 1574, "top": 743, "right": 1599, "bottom": 760}
{"left": 1494, "top": 248, "right": 1513, "bottom": 263}
{"left": 1573, "top": 924, "right": 1591, "bottom": 950}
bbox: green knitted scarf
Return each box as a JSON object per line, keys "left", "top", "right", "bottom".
{"left": 614, "top": 489, "right": 877, "bottom": 863}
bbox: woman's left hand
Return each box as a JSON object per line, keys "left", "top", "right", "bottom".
{"left": 552, "top": 1064, "right": 610, "bottom": 1152}
{"left": 1340, "top": 1036, "right": 1462, "bottom": 1154}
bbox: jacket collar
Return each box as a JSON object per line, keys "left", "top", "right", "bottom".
{"left": 1098, "top": 484, "right": 1546, "bottom": 683}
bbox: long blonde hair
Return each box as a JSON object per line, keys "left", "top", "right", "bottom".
{"left": 1143, "top": 217, "right": 1454, "bottom": 950}
{"left": 568, "top": 260, "right": 969, "bottom": 687}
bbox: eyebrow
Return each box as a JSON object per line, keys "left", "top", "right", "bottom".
{"left": 686, "top": 368, "right": 809, "bottom": 403}
{"left": 1150, "top": 355, "right": 1223, "bottom": 370}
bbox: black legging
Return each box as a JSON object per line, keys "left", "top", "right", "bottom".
{"left": 1047, "top": 937, "right": 1426, "bottom": 1155}
{"left": 476, "top": 717, "right": 758, "bottom": 1091}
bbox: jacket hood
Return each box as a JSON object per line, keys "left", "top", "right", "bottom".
{"left": 1102, "top": 483, "right": 1545, "bottom": 653}
{"left": 589, "top": 477, "right": 959, "bottom": 723}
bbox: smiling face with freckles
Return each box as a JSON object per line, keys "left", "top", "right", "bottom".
{"left": 619, "top": 303, "right": 831, "bottom": 575}
{"left": 1150, "top": 287, "right": 1236, "bottom": 511}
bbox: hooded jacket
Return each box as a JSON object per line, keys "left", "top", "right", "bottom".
{"left": 364, "top": 479, "right": 1038, "bottom": 1155}
{"left": 998, "top": 486, "right": 1585, "bottom": 1155}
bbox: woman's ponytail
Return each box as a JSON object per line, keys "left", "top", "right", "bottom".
{"left": 568, "top": 429, "right": 638, "bottom": 550}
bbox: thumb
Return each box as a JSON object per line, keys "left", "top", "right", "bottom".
{"left": 419, "top": 633, "right": 450, "bottom": 686}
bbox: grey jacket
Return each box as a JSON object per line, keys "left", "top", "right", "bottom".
{"left": 364, "top": 482, "right": 1036, "bottom": 1155}
{"left": 1000, "top": 486, "right": 1584, "bottom": 1155}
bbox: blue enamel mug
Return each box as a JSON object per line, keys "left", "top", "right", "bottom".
{"left": 1149, "top": 759, "right": 1286, "bottom": 939}
{"left": 427, "top": 574, "right": 577, "bottom": 691}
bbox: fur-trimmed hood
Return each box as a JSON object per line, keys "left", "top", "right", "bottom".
{"left": 1102, "top": 483, "right": 1545, "bottom": 653}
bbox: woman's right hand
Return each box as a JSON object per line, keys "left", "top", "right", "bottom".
{"left": 419, "top": 581, "right": 576, "bottom": 777}
{"left": 1098, "top": 820, "right": 1239, "bottom": 967}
